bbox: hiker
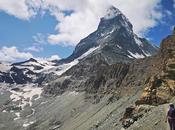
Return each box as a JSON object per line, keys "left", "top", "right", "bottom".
{"left": 166, "top": 103, "right": 175, "bottom": 130}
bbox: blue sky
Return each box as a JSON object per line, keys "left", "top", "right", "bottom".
{"left": 146, "top": 0, "right": 175, "bottom": 44}
{"left": 0, "top": 0, "right": 174, "bottom": 62}
{"left": 0, "top": 12, "right": 74, "bottom": 59}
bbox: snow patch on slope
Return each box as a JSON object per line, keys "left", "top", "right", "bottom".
{"left": 0, "top": 63, "right": 11, "bottom": 72}
{"left": 78, "top": 46, "right": 100, "bottom": 60}
{"left": 14, "top": 112, "right": 20, "bottom": 120}
{"left": 142, "top": 50, "right": 151, "bottom": 57}
{"left": 15, "top": 60, "right": 56, "bottom": 74}
{"left": 22, "top": 61, "right": 41, "bottom": 67}
{"left": 50, "top": 46, "right": 100, "bottom": 76}
{"left": 23, "top": 121, "right": 35, "bottom": 127}
{"left": 128, "top": 51, "right": 145, "bottom": 59}
{"left": 117, "top": 45, "right": 122, "bottom": 49}
{"left": 134, "top": 36, "right": 143, "bottom": 47}
{"left": 68, "top": 91, "right": 79, "bottom": 96}
{"left": 10, "top": 85, "right": 43, "bottom": 109}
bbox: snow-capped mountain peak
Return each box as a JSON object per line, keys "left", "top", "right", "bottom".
{"left": 104, "top": 6, "right": 122, "bottom": 20}
{"left": 57, "top": 6, "right": 157, "bottom": 66}
{"left": 0, "top": 58, "right": 59, "bottom": 84}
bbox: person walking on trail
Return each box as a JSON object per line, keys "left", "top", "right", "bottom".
{"left": 166, "top": 103, "right": 175, "bottom": 130}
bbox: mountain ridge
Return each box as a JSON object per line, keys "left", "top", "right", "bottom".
{"left": 0, "top": 6, "right": 158, "bottom": 85}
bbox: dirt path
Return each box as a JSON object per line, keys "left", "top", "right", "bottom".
{"left": 164, "top": 104, "right": 169, "bottom": 130}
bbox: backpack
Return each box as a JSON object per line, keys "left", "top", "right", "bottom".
{"left": 168, "top": 108, "right": 175, "bottom": 119}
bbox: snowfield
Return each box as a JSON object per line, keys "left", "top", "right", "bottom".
{"left": 9, "top": 84, "right": 43, "bottom": 109}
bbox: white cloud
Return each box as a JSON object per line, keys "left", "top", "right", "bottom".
{"left": 164, "top": 10, "right": 173, "bottom": 17}
{"left": 46, "top": 0, "right": 163, "bottom": 45}
{"left": 0, "top": 0, "right": 36, "bottom": 20}
{"left": 0, "top": 0, "right": 163, "bottom": 46}
{"left": 36, "top": 55, "right": 61, "bottom": 61}
{"left": 25, "top": 46, "right": 43, "bottom": 52}
{"left": 26, "top": 33, "right": 47, "bottom": 52}
{"left": 109, "top": 0, "right": 162, "bottom": 35}
{"left": 32, "top": 33, "right": 47, "bottom": 45}
{"left": 0, "top": 46, "right": 33, "bottom": 62}
{"left": 173, "top": 0, "right": 175, "bottom": 8}
{"left": 46, "top": 0, "right": 110, "bottom": 46}
{"left": 49, "top": 55, "right": 61, "bottom": 61}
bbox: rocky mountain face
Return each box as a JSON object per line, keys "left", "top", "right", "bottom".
{"left": 0, "top": 58, "right": 59, "bottom": 84}
{"left": 136, "top": 30, "right": 175, "bottom": 105}
{"left": 60, "top": 6, "right": 157, "bottom": 64}
{"left": 83, "top": 29, "right": 175, "bottom": 106}
{"left": 44, "top": 6, "right": 158, "bottom": 96}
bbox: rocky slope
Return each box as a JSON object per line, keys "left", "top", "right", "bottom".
{"left": 1, "top": 6, "right": 174, "bottom": 130}
{"left": 42, "top": 27, "right": 175, "bottom": 130}
{"left": 135, "top": 29, "right": 175, "bottom": 105}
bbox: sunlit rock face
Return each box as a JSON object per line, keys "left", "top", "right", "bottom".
{"left": 136, "top": 30, "right": 175, "bottom": 105}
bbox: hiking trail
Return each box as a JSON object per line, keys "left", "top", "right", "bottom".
{"left": 164, "top": 104, "right": 169, "bottom": 130}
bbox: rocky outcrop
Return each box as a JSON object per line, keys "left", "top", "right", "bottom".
{"left": 136, "top": 29, "right": 175, "bottom": 105}
{"left": 0, "top": 58, "right": 59, "bottom": 84}
{"left": 84, "top": 63, "right": 129, "bottom": 94}
{"left": 121, "top": 105, "right": 152, "bottom": 129}
{"left": 0, "top": 66, "right": 37, "bottom": 84}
